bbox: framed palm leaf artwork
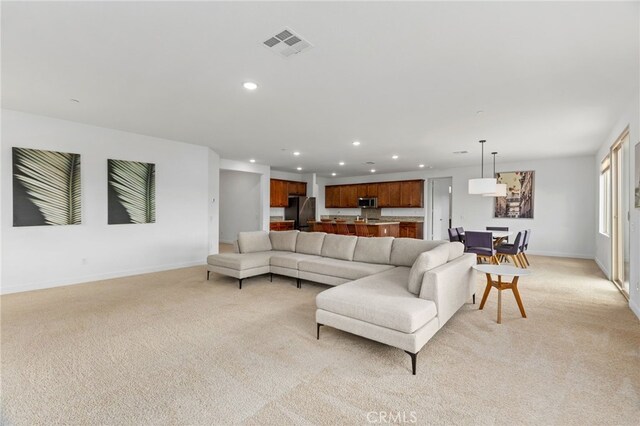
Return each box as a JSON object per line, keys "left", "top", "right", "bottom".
{"left": 108, "top": 159, "right": 156, "bottom": 224}
{"left": 12, "top": 147, "right": 82, "bottom": 226}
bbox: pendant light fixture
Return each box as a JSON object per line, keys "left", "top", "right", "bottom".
{"left": 468, "top": 140, "right": 497, "bottom": 194}
{"left": 483, "top": 152, "right": 508, "bottom": 197}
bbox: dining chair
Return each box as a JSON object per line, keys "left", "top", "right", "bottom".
{"left": 521, "top": 229, "right": 531, "bottom": 266}
{"left": 335, "top": 219, "right": 354, "bottom": 235}
{"left": 447, "top": 228, "right": 459, "bottom": 242}
{"left": 321, "top": 221, "right": 335, "bottom": 233}
{"left": 496, "top": 231, "right": 525, "bottom": 267}
{"left": 354, "top": 220, "right": 374, "bottom": 237}
{"left": 464, "top": 231, "right": 498, "bottom": 264}
{"left": 487, "top": 226, "right": 509, "bottom": 243}
{"left": 455, "top": 227, "right": 465, "bottom": 243}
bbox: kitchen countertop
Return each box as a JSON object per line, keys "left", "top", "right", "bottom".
{"left": 270, "top": 219, "right": 295, "bottom": 222}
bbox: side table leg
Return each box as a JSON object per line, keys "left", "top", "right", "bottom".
{"left": 497, "top": 287, "right": 502, "bottom": 324}
{"left": 479, "top": 274, "right": 493, "bottom": 310}
{"left": 511, "top": 277, "right": 527, "bottom": 318}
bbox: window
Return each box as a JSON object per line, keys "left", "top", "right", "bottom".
{"left": 599, "top": 156, "right": 611, "bottom": 235}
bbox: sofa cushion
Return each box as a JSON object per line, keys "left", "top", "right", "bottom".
{"left": 321, "top": 234, "right": 358, "bottom": 261}
{"left": 299, "top": 257, "right": 394, "bottom": 281}
{"left": 270, "top": 252, "right": 321, "bottom": 269}
{"left": 447, "top": 241, "right": 465, "bottom": 261}
{"left": 353, "top": 237, "right": 394, "bottom": 264}
{"left": 296, "top": 232, "right": 327, "bottom": 255}
{"left": 407, "top": 244, "right": 451, "bottom": 295}
{"left": 207, "top": 251, "right": 287, "bottom": 270}
{"left": 316, "top": 267, "right": 437, "bottom": 334}
{"left": 389, "top": 238, "right": 447, "bottom": 267}
{"left": 238, "top": 231, "right": 272, "bottom": 254}
{"left": 269, "top": 230, "right": 299, "bottom": 252}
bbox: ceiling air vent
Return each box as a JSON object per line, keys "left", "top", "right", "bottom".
{"left": 263, "top": 28, "right": 313, "bottom": 58}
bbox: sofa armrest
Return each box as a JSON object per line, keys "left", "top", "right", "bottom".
{"left": 419, "top": 253, "right": 476, "bottom": 327}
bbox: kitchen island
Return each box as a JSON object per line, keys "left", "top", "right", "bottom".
{"left": 312, "top": 220, "right": 400, "bottom": 237}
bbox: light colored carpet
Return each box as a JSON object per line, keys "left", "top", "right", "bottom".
{"left": 1, "top": 255, "right": 639, "bottom": 425}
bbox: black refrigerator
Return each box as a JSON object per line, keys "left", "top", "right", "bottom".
{"left": 285, "top": 196, "right": 316, "bottom": 232}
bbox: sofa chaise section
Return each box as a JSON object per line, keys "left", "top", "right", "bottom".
{"left": 316, "top": 242, "right": 476, "bottom": 374}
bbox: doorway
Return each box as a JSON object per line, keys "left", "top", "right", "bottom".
{"left": 219, "top": 170, "right": 261, "bottom": 244}
{"left": 428, "top": 177, "right": 453, "bottom": 240}
{"left": 611, "top": 128, "right": 630, "bottom": 297}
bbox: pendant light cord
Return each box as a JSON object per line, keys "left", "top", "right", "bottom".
{"left": 479, "top": 140, "right": 486, "bottom": 178}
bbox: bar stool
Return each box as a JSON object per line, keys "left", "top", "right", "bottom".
{"left": 335, "top": 219, "right": 354, "bottom": 235}
{"left": 321, "top": 221, "right": 335, "bottom": 233}
{"left": 354, "top": 220, "right": 374, "bottom": 237}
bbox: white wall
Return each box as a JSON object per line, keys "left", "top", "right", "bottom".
{"left": 208, "top": 149, "right": 220, "bottom": 254}
{"left": 219, "top": 159, "right": 270, "bottom": 232}
{"left": 594, "top": 94, "right": 640, "bottom": 319}
{"left": 319, "top": 155, "right": 596, "bottom": 258}
{"left": 1, "top": 110, "right": 213, "bottom": 294}
{"left": 218, "top": 170, "right": 261, "bottom": 243}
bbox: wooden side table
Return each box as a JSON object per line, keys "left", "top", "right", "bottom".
{"left": 472, "top": 264, "right": 531, "bottom": 324}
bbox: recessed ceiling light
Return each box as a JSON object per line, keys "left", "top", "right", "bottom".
{"left": 296, "top": 167, "right": 302, "bottom": 171}
{"left": 476, "top": 110, "right": 484, "bottom": 115}
{"left": 453, "top": 150, "right": 468, "bottom": 154}
{"left": 419, "top": 164, "right": 425, "bottom": 168}
{"left": 339, "top": 162, "right": 345, "bottom": 166}
{"left": 70, "top": 98, "right": 80, "bottom": 103}
{"left": 392, "top": 155, "right": 399, "bottom": 160}
{"left": 293, "top": 151, "right": 300, "bottom": 156}
{"left": 249, "top": 159, "right": 256, "bottom": 163}
{"left": 243, "top": 81, "right": 258, "bottom": 90}
{"left": 331, "top": 172, "right": 337, "bottom": 176}
{"left": 352, "top": 141, "right": 361, "bottom": 146}
{"left": 370, "top": 169, "right": 376, "bottom": 173}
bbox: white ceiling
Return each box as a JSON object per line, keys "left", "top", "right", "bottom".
{"left": 2, "top": 1, "right": 638, "bottom": 177}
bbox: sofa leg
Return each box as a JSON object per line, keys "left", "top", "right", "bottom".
{"left": 270, "top": 273, "right": 273, "bottom": 282}
{"left": 473, "top": 293, "right": 476, "bottom": 304}
{"left": 316, "top": 323, "right": 323, "bottom": 340}
{"left": 238, "top": 279, "right": 243, "bottom": 289}
{"left": 206, "top": 270, "right": 210, "bottom": 280}
{"left": 297, "top": 278, "right": 301, "bottom": 289}
{"left": 404, "top": 351, "right": 418, "bottom": 375}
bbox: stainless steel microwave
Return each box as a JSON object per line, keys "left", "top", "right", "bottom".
{"left": 358, "top": 197, "right": 378, "bottom": 209}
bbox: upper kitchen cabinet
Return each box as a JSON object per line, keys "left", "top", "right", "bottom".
{"left": 270, "top": 179, "right": 307, "bottom": 207}
{"left": 325, "top": 185, "right": 341, "bottom": 208}
{"left": 400, "top": 180, "right": 424, "bottom": 207}
{"left": 287, "top": 181, "right": 306, "bottom": 196}
{"left": 325, "top": 180, "right": 424, "bottom": 208}
{"left": 339, "top": 185, "right": 358, "bottom": 208}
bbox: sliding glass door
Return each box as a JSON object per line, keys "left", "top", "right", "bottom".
{"left": 611, "top": 129, "right": 630, "bottom": 297}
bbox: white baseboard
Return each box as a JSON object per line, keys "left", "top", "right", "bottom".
{"left": 594, "top": 257, "right": 611, "bottom": 279}
{"left": 526, "top": 250, "right": 594, "bottom": 260}
{"left": 0, "top": 260, "right": 205, "bottom": 295}
{"left": 630, "top": 299, "right": 640, "bottom": 321}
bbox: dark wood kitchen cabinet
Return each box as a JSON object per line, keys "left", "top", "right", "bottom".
{"left": 325, "top": 180, "right": 424, "bottom": 208}
{"left": 270, "top": 179, "right": 307, "bottom": 207}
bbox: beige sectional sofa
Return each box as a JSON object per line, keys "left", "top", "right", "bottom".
{"left": 206, "top": 230, "right": 476, "bottom": 374}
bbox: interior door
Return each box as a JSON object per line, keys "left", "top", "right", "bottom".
{"left": 429, "top": 177, "right": 452, "bottom": 240}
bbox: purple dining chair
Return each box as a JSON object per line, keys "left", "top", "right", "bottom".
{"left": 464, "top": 231, "right": 497, "bottom": 264}
{"left": 496, "top": 231, "right": 525, "bottom": 268}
